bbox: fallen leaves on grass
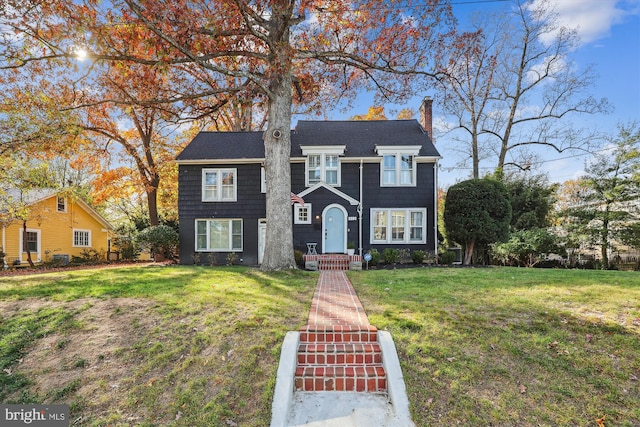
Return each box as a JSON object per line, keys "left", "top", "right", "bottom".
{"left": 518, "top": 383, "right": 527, "bottom": 394}
{"left": 595, "top": 414, "right": 606, "bottom": 427}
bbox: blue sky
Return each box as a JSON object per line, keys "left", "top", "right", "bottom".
{"left": 316, "top": 0, "right": 640, "bottom": 188}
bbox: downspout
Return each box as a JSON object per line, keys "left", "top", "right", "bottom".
{"left": 358, "top": 159, "right": 363, "bottom": 256}
{"left": 434, "top": 160, "right": 439, "bottom": 259}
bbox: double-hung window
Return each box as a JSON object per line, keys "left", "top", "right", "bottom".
{"left": 23, "top": 231, "right": 39, "bottom": 253}
{"left": 195, "top": 219, "right": 243, "bottom": 251}
{"left": 202, "top": 168, "right": 237, "bottom": 202}
{"left": 376, "top": 146, "right": 421, "bottom": 186}
{"left": 370, "top": 208, "right": 426, "bottom": 244}
{"left": 57, "top": 196, "right": 67, "bottom": 212}
{"left": 301, "top": 146, "right": 345, "bottom": 187}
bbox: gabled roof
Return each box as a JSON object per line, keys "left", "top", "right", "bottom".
{"left": 298, "top": 183, "right": 360, "bottom": 206}
{"left": 0, "top": 188, "right": 115, "bottom": 231}
{"left": 175, "top": 119, "right": 440, "bottom": 163}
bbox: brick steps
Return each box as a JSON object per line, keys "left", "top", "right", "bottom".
{"left": 294, "top": 365, "right": 387, "bottom": 392}
{"left": 303, "top": 255, "right": 362, "bottom": 271}
{"left": 299, "top": 325, "right": 378, "bottom": 343}
{"left": 297, "top": 343, "right": 383, "bottom": 366}
{"left": 294, "top": 325, "right": 387, "bottom": 393}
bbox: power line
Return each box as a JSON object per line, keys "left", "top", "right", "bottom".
{"left": 312, "top": 0, "right": 510, "bottom": 14}
{"left": 440, "top": 146, "right": 613, "bottom": 173}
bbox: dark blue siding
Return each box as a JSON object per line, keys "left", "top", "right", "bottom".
{"left": 179, "top": 159, "right": 438, "bottom": 264}
{"left": 178, "top": 163, "right": 265, "bottom": 265}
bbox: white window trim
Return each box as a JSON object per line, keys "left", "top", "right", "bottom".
{"left": 73, "top": 229, "right": 92, "bottom": 247}
{"left": 57, "top": 196, "right": 67, "bottom": 213}
{"left": 195, "top": 218, "right": 243, "bottom": 252}
{"left": 294, "top": 203, "right": 312, "bottom": 224}
{"left": 19, "top": 228, "right": 41, "bottom": 261}
{"left": 379, "top": 153, "right": 417, "bottom": 187}
{"left": 201, "top": 168, "right": 237, "bottom": 202}
{"left": 370, "top": 208, "right": 427, "bottom": 244}
{"left": 375, "top": 145, "right": 420, "bottom": 187}
{"left": 301, "top": 146, "right": 345, "bottom": 187}
{"left": 261, "top": 167, "right": 266, "bottom": 193}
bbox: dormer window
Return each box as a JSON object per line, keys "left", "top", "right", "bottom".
{"left": 375, "top": 146, "right": 421, "bottom": 187}
{"left": 301, "top": 145, "right": 345, "bottom": 187}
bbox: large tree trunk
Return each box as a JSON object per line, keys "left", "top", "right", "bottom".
{"left": 464, "top": 239, "right": 475, "bottom": 265}
{"left": 260, "top": 2, "right": 297, "bottom": 271}
{"left": 147, "top": 178, "right": 160, "bottom": 227}
{"left": 261, "top": 77, "right": 296, "bottom": 270}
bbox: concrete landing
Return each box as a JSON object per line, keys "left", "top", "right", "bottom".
{"left": 287, "top": 392, "right": 403, "bottom": 427}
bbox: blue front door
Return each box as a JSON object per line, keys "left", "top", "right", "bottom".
{"left": 324, "top": 206, "right": 345, "bottom": 253}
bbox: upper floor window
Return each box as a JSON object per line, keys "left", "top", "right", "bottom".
{"left": 57, "top": 196, "right": 67, "bottom": 212}
{"left": 202, "top": 168, "right": 237, "bottom": 202}
{"left": 375, "top": 146, "right": 421, "bottom": 187}
{"left": 301, "top": 145, "right": 345, "bottom": 187}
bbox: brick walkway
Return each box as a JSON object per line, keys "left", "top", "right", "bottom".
{"left": 295, "top": 271, "right": 386, "bottom": 393}
{"left": 308, "top": 270, "right": 370, "bottom": 327}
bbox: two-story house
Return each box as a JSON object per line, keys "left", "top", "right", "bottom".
{"left": 176, "top": 99, "right": 440, "bottom": 266}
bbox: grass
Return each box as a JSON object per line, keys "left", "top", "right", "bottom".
{"left": 0, "top": 265, "right": 318, "bottom": 426}
{"left": 348, "top": 267, "right": 640, "bottom": 427}
{"left": 1, "top": 265, "right": 638, "bottom": 426}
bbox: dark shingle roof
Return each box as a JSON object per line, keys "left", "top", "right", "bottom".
{"left": 176, "top": 131, "right": 265, "bottom": 161}
{"left": 175, "top": 119, "right": 440, "bottom": 162}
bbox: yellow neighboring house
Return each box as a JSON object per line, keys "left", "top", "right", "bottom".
{"left": 1, "top": 189, "right": 116, "bottom": 267}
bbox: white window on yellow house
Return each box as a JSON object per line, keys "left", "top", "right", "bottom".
{"left": 73, "top": 230, "right": 91, "bottom": 247}
{"left": 19, "top": 228, "right": 41, "bottom": 262}
{"left": 23, "top": 231, "right": 39, "bottom": 252}
{"left": 57, "top": 196, "right": 67, "bottom": 212}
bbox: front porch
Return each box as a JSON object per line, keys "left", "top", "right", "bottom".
{"left": 304, "top": 254, "right": 362, "bottom": 271}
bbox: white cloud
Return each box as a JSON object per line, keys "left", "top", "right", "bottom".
{"left": 529, "top": 0, "right": 640, "bottom": 45}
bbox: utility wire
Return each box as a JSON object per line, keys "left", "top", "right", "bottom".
{"left": 312, "top": 0, "right": 511, "bottom": 14}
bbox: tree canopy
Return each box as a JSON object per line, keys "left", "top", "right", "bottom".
{"left": 443, "top": 178, "right": 512, "bottom": 265}
{"left": 558, "top": 122, "right": 640, "bottom": 269}
{"left": 1, "top": 0, "right": 460, "bottom": 270}
{"left": 504, "top": 173, "right": 557, "bottom": 231}
{"left": 435, "top": 0, "right": 611, "bottom": 178}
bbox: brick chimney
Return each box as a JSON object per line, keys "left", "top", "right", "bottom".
{"left": 419, "top": 96, "right": 433, "bottom": 140}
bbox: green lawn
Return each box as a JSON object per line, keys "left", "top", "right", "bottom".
{"left": 0, "top": 265, "right": 318, "bottom": 426}
{"left": 349, "top": 267, "right": 640, "bottom": 427}
{"left": 1, "top": 265, "right": 638, "bottom": 426}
